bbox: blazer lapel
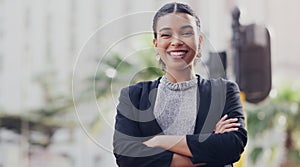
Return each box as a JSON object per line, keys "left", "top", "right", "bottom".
{"left": 138, "top": 78, "right": 164, "bottom": 137}
{"left": 193, "top": 76, "right": 211, "bottom": 134}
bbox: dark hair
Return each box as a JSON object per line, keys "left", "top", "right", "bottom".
{"left": 152, "top": 2, "right": 201, "bottom": 39}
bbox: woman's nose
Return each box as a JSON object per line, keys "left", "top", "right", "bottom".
{"left": 170, "top": 36, "right": 183, "bottom": 46}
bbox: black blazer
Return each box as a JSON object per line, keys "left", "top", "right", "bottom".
{"left": 113, "top": 75, "right": 247, "bottom": 167}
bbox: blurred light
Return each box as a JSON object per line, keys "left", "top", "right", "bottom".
{"left": 290, "top": 103, "right": 298, "bottom": 114}
{"left": 269, "top": 89, "right": 278, "bottom": 99}
{"left": 296, "top": 138, "right": 300, "bottom": 146}
{"left": 264, "top": 148, "right": 272, "bottom": 158}
{"left": 278, "top": 115, "right": 286, "bottom": 126}
{"left": 105, "top": 68, "right": 117, "bottom": 78}
{"left": 291, "top": 82, "right": 299, "bottom": 90}
{"left": 257, "top": 111, "right": 265, "bottom": 120}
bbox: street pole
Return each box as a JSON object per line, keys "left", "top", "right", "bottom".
{"left": 232, "top": 6, "right": 247, "bottom": 167}
{"left": 231, "top": 6, "right": 240, "bottom": 85}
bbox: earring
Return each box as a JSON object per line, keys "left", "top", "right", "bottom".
{"left": 155, "top": 54, "right": 160, "bottom": 61}
{"left": 197, "top": 52, "right": 202, "bottom": 58}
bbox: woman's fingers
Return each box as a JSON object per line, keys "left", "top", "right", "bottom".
{"left": 215, "top": 115, "right": 228, "bottom": 129}
{"left": 217, "top": 121, "right": 240, "bottom": 133}
{"left": 223, "top": 127, "right": 239, "bottom": 133}
{"left": 215, "top": 115, "right": 241, "bottom": 134}
{"left": 220, "top": 114, "right": 228, "bottom": 121}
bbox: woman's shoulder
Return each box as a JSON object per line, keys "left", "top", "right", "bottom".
{"left": 120, "top": 77, "right": 161, "bottom": 96}
{"left": 118, "top": 78, "right": 161, "bottom": 108}
{"left": 198, "top": 75, "right": 240, "bottom": 92}
{"left": 129, "top": 77, "right": 160, "bottom": 89}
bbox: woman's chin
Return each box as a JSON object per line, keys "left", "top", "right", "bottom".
{"left": 165, "top": 63, "right": 193, "bottom": 72}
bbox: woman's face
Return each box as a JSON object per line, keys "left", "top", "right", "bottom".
{"left": 153, "top": 13, "right": 202, "bottom": 71}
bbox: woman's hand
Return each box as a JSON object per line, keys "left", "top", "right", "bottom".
{"left": 143, "top": 135, "right": 192, "bottom": 157}
{"left": 143, "top": 114, "right": 240, "bottom": 166}
{"left": 143, "top": 114, "right": 241, "bottom": 152}
{"left": 215, "top": 114, "right": 240, "bottom": 134}
{"left": 170, "top": 153, "right": 206, "bottom": 167}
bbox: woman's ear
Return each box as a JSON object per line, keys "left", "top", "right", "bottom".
{"left": 198, "top": 34, "right": 203, "bottom": 49}
{"left": 153, "top": 38, "right": 158, "bottom": 47}
{"left": 196, "top": 35, "right": 203, "bottom": 58}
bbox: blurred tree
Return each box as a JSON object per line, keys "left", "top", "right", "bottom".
{"left": 85, "top": 35, "right": 163, "bottom": 133}
{"left": 0, "top": 69, "right": 76, "bottom": 147}
{"left": 247, "top": 85, "right": 300, "bottom": 166}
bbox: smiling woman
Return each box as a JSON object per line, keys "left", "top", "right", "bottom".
{"left": 113, "top": 2, "right": 247, "bottom": 167}
{"left": 153, "top": 12, "right": 201, "bottom": 82}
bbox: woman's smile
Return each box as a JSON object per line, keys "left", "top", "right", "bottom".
{"left": 167, "top": 50, "right": 189, "bottom": 59}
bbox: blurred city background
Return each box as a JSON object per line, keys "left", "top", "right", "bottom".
{"left": 0, "top": 0, "right": 300, "bottom": 166}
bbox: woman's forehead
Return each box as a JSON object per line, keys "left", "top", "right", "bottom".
{"left": 156, "top": 13, "right": 197, "bottom": 30}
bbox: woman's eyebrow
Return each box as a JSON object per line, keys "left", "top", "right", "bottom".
{"left": 159, "top": 27, "right": 171, "bottom": 32}
{"left": 158, "top": 25, "right": 193, "bottom": 32}
{"left": 180, "top": 25, "right": 193, "bottom": 30}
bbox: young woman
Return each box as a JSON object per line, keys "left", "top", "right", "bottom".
{"left": 113, "top": 2, "right": 247, "bottom": 167}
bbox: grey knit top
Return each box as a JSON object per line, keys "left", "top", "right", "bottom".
{"left": 153, "top": 76, "right": 198, "bottom": 135}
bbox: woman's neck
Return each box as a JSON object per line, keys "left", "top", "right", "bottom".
{"left": 164, "top": 67, "right": 195, "bottom": 83}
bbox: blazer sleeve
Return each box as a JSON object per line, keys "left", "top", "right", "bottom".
{"left": 186, "top": 81, "right": 247, "bottom": 165}
{"left": 113, "top": 87, "right": 174, "bottom": 167}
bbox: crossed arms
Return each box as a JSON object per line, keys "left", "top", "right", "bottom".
{"left": 114, "top": 81, "right": 247, "bottom": 167}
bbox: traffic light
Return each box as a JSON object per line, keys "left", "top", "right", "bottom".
{"left": 236, "top": 24, "right": 272, "bottom": 103}
{"left": 232, "top": 7, "right": 272, "bottom": 103}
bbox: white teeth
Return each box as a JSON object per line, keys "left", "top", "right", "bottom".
{"left": 169, "top": 51, "right": 186, "bottom": 56}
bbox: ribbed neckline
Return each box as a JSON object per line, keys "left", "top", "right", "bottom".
{"left": 160, "top": 75, "right": 197, "bottom": 91}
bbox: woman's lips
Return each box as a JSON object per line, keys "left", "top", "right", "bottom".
{"left": 167, "top": 50, "right": 188, "bottom": 59}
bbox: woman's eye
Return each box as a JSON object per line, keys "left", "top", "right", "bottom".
{"left": 182, "top": 32, "right": 193, "bottom": 36}
{"left": 160, "top": 33, "right": 171, "bottom": 38}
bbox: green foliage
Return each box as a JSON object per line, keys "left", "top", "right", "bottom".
{"left": 89, "top": 35, "right": 163, "bottom": 98}
{"left": 0, "top": 67, "right": 77, "bottom": 147}
{"left": 247, "top": 84, "right": 300, "bottom": 165}
{"left": 275, "top": 85, "right": 300, "bottom": 103}
{"left": 250, "top": 147, "right": 263, "bottom": 163}
{"left": 0, "top": 35, "right": 161, "bottom": 147}
{"left": 82, "top": 35, "right": 163, "bottom": 134}
{"left": 288, "top": 149, "right": 300, "bottom": 165}
{"left": 247, "top": 102, "right": 277, "bottom": 137}
{"left": 129, "top": 66, "right": 163, "bottom": 85}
